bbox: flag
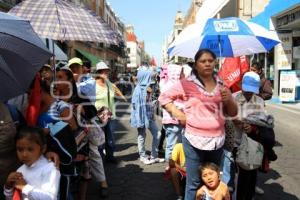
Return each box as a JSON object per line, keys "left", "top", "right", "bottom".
{"left": 218, "top": 56, "right": 249, "bottom": 89}
{"left": 12, "top": 189, "right": 21, "bottom": 200}
{"left": 26, "top": 74, "right": 41, "bottom": 126}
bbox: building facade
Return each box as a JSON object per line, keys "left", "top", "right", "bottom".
{"left": 126, "top": 25, "right": 142, "bottom": 72}
{"left": 268, "top": 2, "right": 300, "bottom": 101}
{"left": 67, "top": 0, "right": 127, "bottom": 74}
{"left": 162, "top": 10, "right": 185, "bottom": 64}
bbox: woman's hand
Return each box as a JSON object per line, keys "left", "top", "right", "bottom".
{"left": 164, "top": 103, "right": 186, "bottom": 126}
{"left": 221, "top": 87, "right": 238, "bottom": 117}
{"left": 220, "top": 87, "right": 233, "bottom": 104}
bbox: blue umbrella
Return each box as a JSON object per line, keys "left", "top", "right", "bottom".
{"left": 168, "top": 17, "right": 281, "bottom": 58}
{"left": 0, "top": 12, "right": 52, "bottom": 101}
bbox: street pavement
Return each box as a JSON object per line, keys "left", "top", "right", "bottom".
{"left": 255, "top": 103, "right": 300, "bottom": 200}
{"left": 86, "top": 101, "right": 300, "bottom": 200}
{"left": 87, "top": 102, "right": 175, "bottom": 200}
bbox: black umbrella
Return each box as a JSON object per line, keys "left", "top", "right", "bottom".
{"left": 0, "top": 12, "right": 52, "bottom": 101}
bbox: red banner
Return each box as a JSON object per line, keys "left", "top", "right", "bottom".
{"left": 218, "top": 56, "right": 249, "bottom": 90}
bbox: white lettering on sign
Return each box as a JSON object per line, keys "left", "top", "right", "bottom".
{"left": 228, "top": 69, "right": 240, "bottom": 82}
{"left": 214, "top": 20, "right": 239, "bottom": 32}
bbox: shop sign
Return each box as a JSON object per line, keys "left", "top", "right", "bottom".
{"left": 279, "top": 70, "right": 297, "bottom": 102}
{"left": 275, "top": 33, "right": 292, "bottom": 70}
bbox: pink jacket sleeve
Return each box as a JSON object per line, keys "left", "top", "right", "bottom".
{"left": 158, "top": 81, "right": 185, "bottom": 106}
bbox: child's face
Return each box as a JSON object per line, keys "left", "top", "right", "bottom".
{"left": 201, "top": 168, "right": 220, "bottom": 190}
{"left": 16, "top": 138, "right": 44, "bottom": 167}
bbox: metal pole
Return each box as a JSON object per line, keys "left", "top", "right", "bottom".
{"left": 264, "top": 53, "right": 267, "bottom": 78}
{"left": 217, "top": 13, "right": 221, "bottom": 69}
{"left": 218, "top": 35, "right": 222, "bottom": 69}
{"left": 52, "top": 40, "right": 56, "bottom": 83}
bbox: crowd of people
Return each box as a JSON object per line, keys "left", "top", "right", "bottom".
{"left": 0, "top": 48, "right": 277, "bottom": 200}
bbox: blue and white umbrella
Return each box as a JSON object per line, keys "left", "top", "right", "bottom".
{"left": 168, "top": 17, "right": 280, "bottom": 59}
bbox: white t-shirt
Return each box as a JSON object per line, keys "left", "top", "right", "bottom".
{"left": 4, "top": 156, "right": 60, "bottom": 200}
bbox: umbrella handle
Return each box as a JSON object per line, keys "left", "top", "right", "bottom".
{"left": 51, "top": 40, "right": 56, "bottom": 83}
{"left": 218, "top": 35, "right": 223, "bottom": 69}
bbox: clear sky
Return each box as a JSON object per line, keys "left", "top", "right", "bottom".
{"left": 107, "top": 0, "right": 191, "bottom": 66}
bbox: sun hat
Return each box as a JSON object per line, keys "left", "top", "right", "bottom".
{"left": 67, "top": 57, "right": 83, "bottom": 67}
{"left": 40, "top": 64, "right": 52, "bottom": 71}
{"left": 242, "top": 72, "right": 260, "bottom": 94}
{"left": 59, "top": 64, "right": 73, "bottom": 72}
{"left": 96, "top": 61, "right": 110, "bottom": 71}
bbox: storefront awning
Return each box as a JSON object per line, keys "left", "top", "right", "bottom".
{"left": 75, "top": 48, "right": 102, "bottom": 67}
{"left": 250, "top": 0, "right": 300, "bottom": 29}
{"left": 195, "top": 0, "right": 230, "bottom": 25}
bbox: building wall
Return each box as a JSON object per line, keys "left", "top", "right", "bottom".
{"left": 183, "top": 0, "right": 203, "bottom": 26}
{"left": 238, "top": 0, "right": 270, "bottom": 20}
{"left": 105, "top": 3, "right": 118, "bottom": 31}
{"left": 162, "top": 10, "right": 184, "bottom": 64}
{"left": 183, "top": 0, "right": 269, "bottom": 23}
{"left": 271, "top": 4, "right": 300, "bottom": 98}
{"left": 126, "top": 41, "right": 141, "bottom": 70}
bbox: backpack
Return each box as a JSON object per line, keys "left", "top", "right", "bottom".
{"left": 236, "top": 133, "right": 264, "bottom": 170}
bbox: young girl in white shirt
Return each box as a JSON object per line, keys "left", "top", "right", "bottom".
{"left": 4, "top": 126, "right": 60, "bottom": 200}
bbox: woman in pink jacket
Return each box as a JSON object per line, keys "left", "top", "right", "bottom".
{"left": 159, "top": 49, "right": 237, "bottom": 200}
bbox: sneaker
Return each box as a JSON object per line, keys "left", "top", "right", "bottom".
{"left": 140, "top": 156, "right": 150, "bottom": 164}
{"left": 144, "top": 157, "right": 165, "bottom": 165}
{"left": 176, "top": 195, "right": 183, "bottom": 200}
{"left": 255, "top": 186, "right": 264, "bottom": 195}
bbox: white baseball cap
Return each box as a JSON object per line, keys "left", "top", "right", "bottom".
{"left": 96, "top": 61, "right": 110, "bottom": 71}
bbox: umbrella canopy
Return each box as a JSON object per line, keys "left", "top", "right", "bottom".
{"left": 0, "top": 12, "right": 52, "bottom": 101}
{"left": 168, "top": 17, "right": 280, "bottom": 59}
{"left": 9, "top": 0, "right": 117, "bottom": 44}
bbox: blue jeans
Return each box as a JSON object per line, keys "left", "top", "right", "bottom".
{"left": 137, "top": 120, "right": 161, "bottom": 158}
{"left": 182, "top": 135, "right": 223, "bottom": 200}
{"left": 163, "top": 124, "right": 183, "bottom": 160}
{"left": 221, "top": 149, "right": 235, "bottom": 189}
{"left": 100, "top": 119, "right": 115, "bottom": 159}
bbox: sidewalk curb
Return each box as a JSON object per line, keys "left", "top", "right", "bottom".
{"left": 266, "top": 103, "right": 300, "bottom": 115}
